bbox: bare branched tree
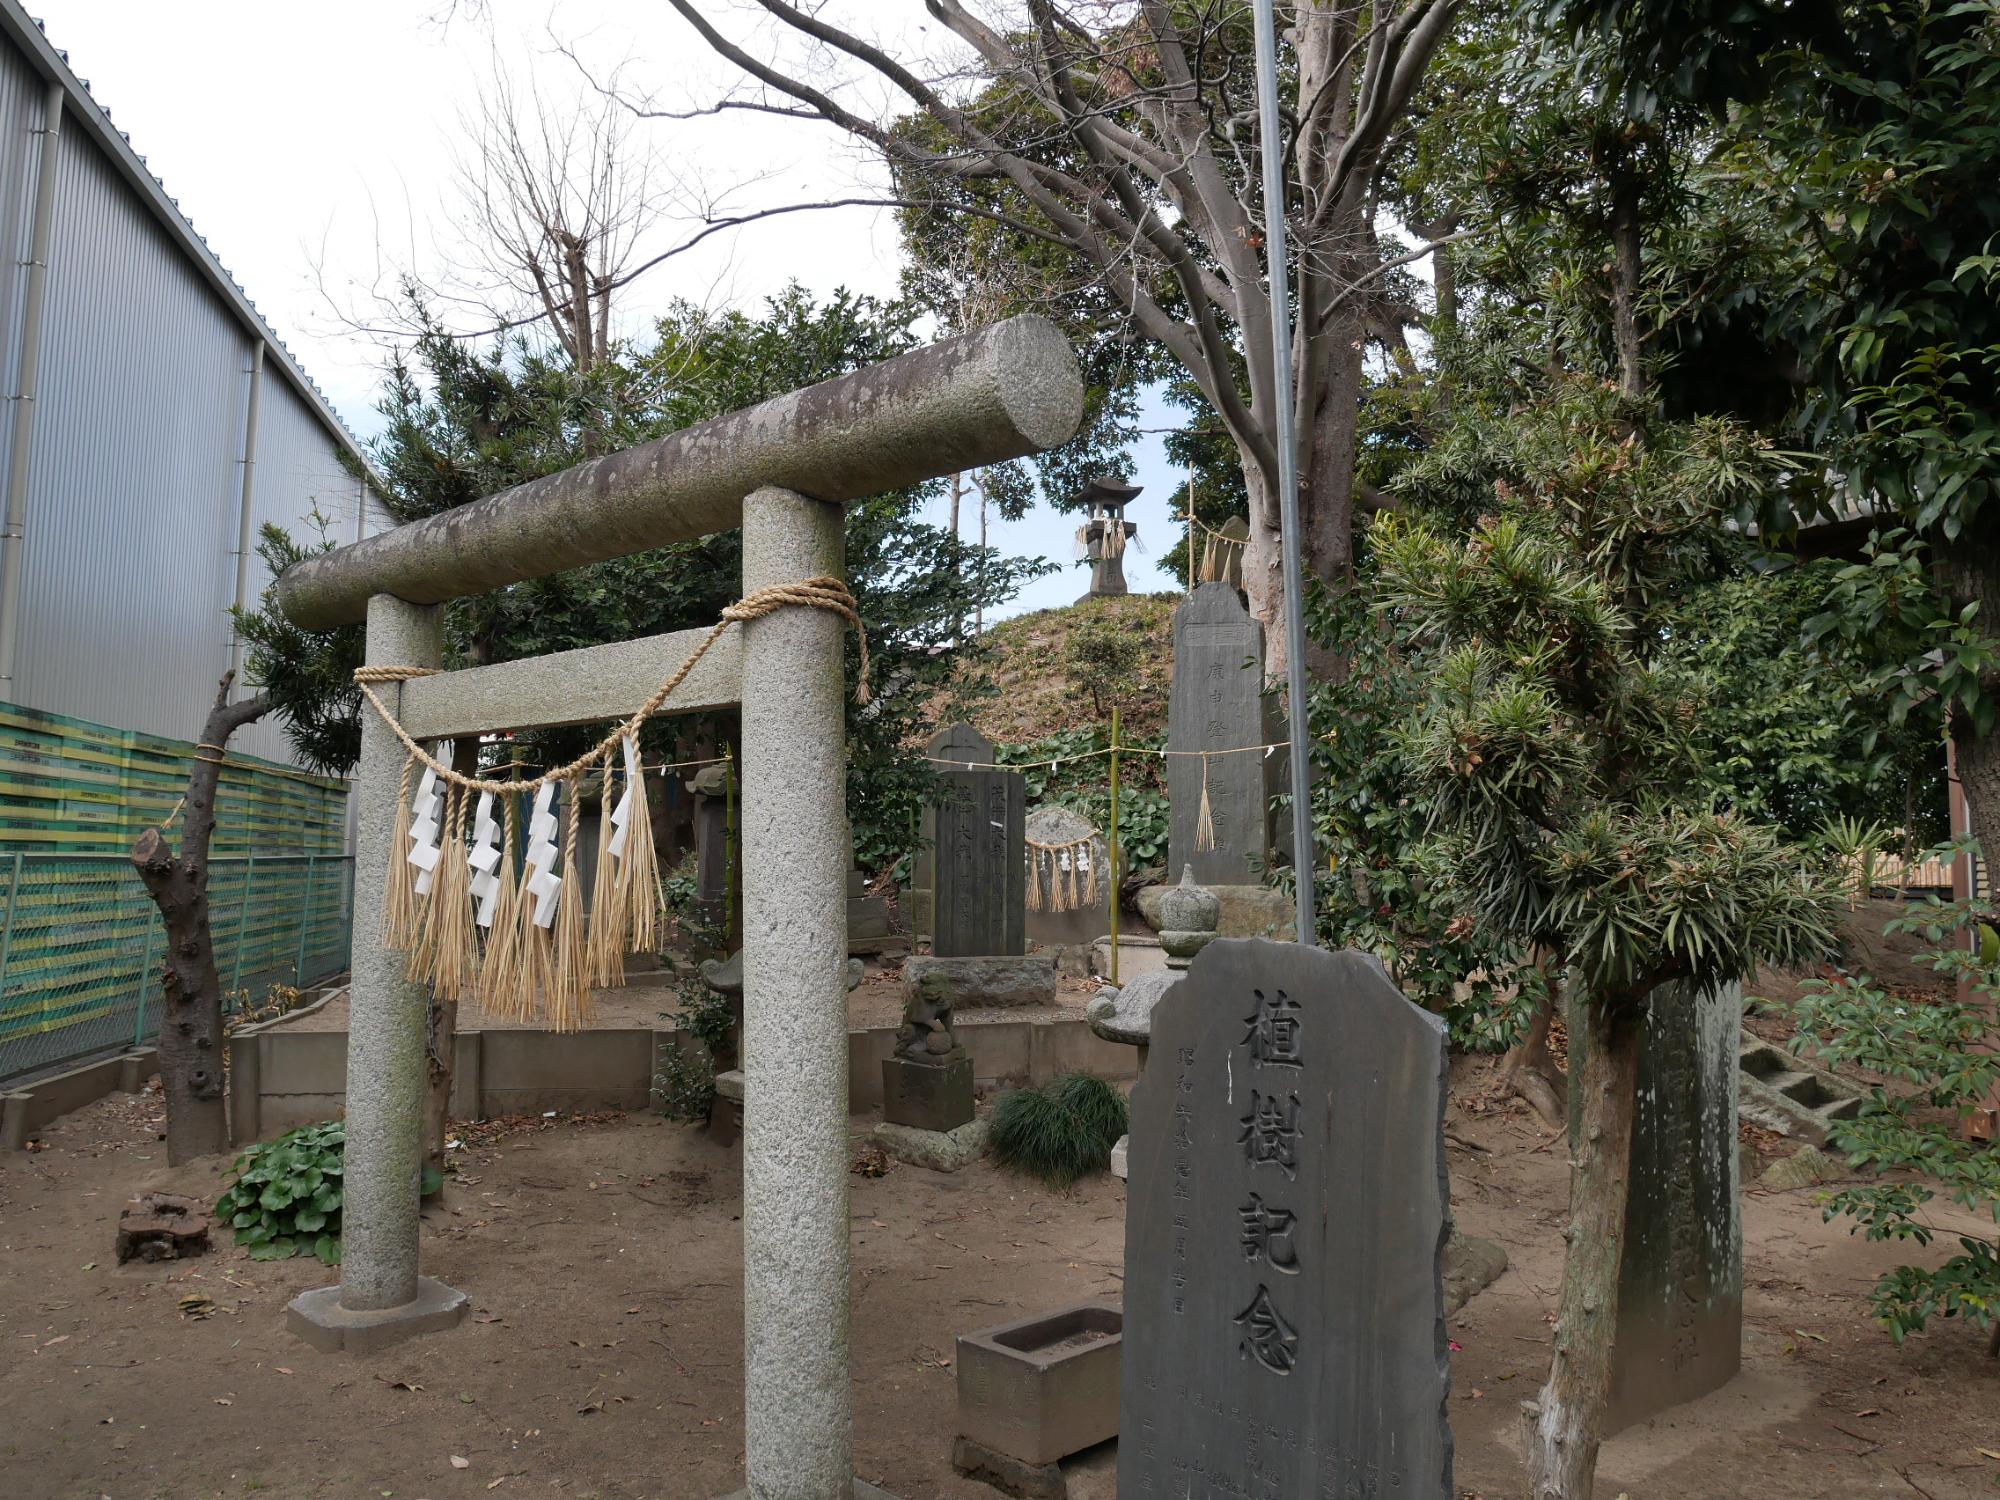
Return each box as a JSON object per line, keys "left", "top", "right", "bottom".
{"left": 449, "top": 59, "right": 663, "bottom": 373}
{"left": 642, "top": 0, "right": 1464, "bottom": 674}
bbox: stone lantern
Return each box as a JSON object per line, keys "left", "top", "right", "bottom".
{"left": 1075, "top": 474, "right": 1142, "bottom": 600}
{"left": 1155, "top": 865, "right": 1222, "bottom": 969}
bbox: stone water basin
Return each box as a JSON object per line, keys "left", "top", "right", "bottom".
{"left": 956, "top": 1300, "right": 1123, "bottom": 1468}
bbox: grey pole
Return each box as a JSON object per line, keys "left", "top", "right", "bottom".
{"left": 338, "top": 595, "right": 440, "bottom": 1310}
{"left": 737, "top": 485, "right": 854, "bottom": 1498}
{"left": 227, "top": 343, "right": 266, "bottom": 684}
{"left": 0, "top": 81, "right": 63, "bottom": 695}
{"left": 1253, "top": 0, "right": 1318, "bottom": 947}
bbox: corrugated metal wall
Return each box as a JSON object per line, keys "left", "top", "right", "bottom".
{"left": 0, "top": 22, "right": 379, "bottom": 771}
{"left": 16, "top": 107, "right": 245, "bottom": 743}
{"left": 235, "top": 374, "right": 366, "bottom": 764}
{"left": 0, "top": 38, "right": 45, "bottom": 546}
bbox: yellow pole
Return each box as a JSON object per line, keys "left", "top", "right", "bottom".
{"left": 1108, "top": 706, "right": 1121, "bottom": 985}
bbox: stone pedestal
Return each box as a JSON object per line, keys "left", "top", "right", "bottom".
{"left": 882, "top": 1050, "right": 973, "bottom": 1133}
{"left": 900, "top": 953, "right": 1058, "bottom": 1010}
{"left": 710, "top": 1068, "right": 746, "bottom": 1148}
{"left": 288, "top": 1277, "right": 469, "bottom": 1355}
{"left": 718, "top": 1484, "right": 901, "bottom": 1500}
{"left": 873, "top": 1117, "right": 988, "bottom": 1172}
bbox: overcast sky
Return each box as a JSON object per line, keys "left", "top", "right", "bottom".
{"left": 38, "top": 0, "right": 1190, "bottom": 617}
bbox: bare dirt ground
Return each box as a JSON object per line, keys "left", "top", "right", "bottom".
{"left": 3, "top": 1061, "right": 1996, "bottom": 1500}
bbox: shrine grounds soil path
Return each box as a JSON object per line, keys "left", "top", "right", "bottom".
{"left": 2, "top": 1060, "right": 1994, "bottom": 1499}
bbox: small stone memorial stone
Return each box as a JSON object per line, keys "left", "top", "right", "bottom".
{"left": 1167, "top": 583, "right": 1274, "bottom": 885}
{"left": 1606, "top": 976, "right": 1743, "bottom": 1429}
{"left": 924, "top": 722, "right": 1025, "bottom": 957}
{"left": 1120, "top": 938, "right": 1453, "bottom": 1499}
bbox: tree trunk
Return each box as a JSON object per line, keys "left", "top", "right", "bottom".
{"left": 1241, "top": 418, "right": 1357, "bottom": 685}
{"left": 130, "top": 674, "right": 270, "bottom": 1165}
{"left": 1938, "top": 535, "right": 2000, "bottom": 1135}
{"left": 1524, "top": 994, "right": 1642, "bottom": 1499}
{"left": 1240, "top": 215, "right": 1368, "bottom": 683}
{"left": 1609, "top": 175, "right": 1647, "bottom": 402}
{"left": 425, "top": 992, "right": 457, "bottom": 1187}
{"left": 1503, "top": 976, "right": 1569, "bottom": 1130}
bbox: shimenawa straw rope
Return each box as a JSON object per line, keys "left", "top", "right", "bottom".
{"left": 367, "top": 579, "right": 868, "bottom": 1030}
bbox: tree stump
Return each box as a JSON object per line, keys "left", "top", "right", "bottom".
{"left": 115, "top": 1192, "right": 211, "bottom": 1263}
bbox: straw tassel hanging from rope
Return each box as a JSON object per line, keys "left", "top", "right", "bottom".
{"left": 481, "top": 794, "right": 526, "bottom": 1022}
{"left": 550, "top": 782, "right": 592, "bottom": 1033}
{"left": 586, "top": 752, "right": 624, "bottom": 991}
{"left": 1025, "top": 834, "right": 1100, "bottom": 913}
{"left": 385, "top": 757, "right": 418, "bottom": 951}
{"left": 1194, "top": 751, "right": 1217, "bottom": 852}
{"left": 430, "top": 786, "right": 479, "bottom": 1004}
{"left": 611, "top": 735, "right": 660, "bottom": 956}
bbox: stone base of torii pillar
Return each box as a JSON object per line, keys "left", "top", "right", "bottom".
{"left": 718, "top": 1484, "right": 902, "bottom": 1500}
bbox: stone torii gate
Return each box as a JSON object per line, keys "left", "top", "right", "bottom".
{"left": 271, "top": 317, "right": 1082, "bottom": 1500}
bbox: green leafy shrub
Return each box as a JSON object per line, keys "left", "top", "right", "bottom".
{"left": 216, "top": 1120, "right": 345, "bottom": 1264}
{"left": 654, "top": 1041, "right": 718, "bottom": 1124}
{"left": 655, "top": 894, "right": 733, "bottom": 1125}
{"left": 1785, "top": 888, "right": 2000, "bottom": 1349}
{"left": 1063, "top": 618, "right": 1143, "bottom": 718}
{"left": 989, "top": 1074, "right": 1128, "bottom": 1188}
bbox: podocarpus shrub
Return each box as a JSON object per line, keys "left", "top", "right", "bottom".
{"left": 215, "top": 1120, "right": 345, "bottom": 1264}
{"left": 989, "top": 1073, "right": 1129, "bottom": 1188}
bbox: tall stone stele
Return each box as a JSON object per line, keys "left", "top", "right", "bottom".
{"left": 1167, "top": 581, "right": 1278, "bottom": 887}
{"left": 1602, "top": 977, "right": 1745, "bottom": 1430}
{"left": 917, "top": 722, "right": 1025, "bottom": 958}
{"left": 1120, "top": 939, "right": 1454, "bottom": 1496}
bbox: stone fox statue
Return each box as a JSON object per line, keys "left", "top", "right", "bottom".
{"left": 896, "top": 973, "right": 959, "bottom": 1060}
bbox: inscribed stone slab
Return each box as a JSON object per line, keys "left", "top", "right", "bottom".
{"left": 1606, "top": 977, "right": 1744, "bottom": 1430}
{"left": 1120, "top": 938, "right": 1453, "bottom": 1499}
{"left": 925, "top": 723, "right": 1025, "bottom": 957}
{"left": 1167, "top": 583, "right": 1272, "bottom": 885}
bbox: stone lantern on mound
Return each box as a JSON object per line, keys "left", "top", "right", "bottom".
{"left": 1075, "top": 474, "right": 1142, "bottom": 600}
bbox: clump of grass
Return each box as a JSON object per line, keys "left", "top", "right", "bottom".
{"left": 989, "top": 1073, "right": 1129, "bottom": 1188}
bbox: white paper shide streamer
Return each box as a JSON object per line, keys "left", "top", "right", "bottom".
{"left": 608, "top": 734, "right": 640, "bottom": 862}
{"left": 469, "top": 791, "right": 502, "bottom": 928}
{"left": 405, "top": 741, "right": 453, "bottom": 896}
{"left": 523, "top": 782, "right": 562, "bottom": 929}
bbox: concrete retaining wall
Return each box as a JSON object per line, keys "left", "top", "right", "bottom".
{"left": 1, "top": 1047, "right": 158, "bottom": 1148}
{"left": 3, "top": 995, "right": 1140, "bottom": 1149}
{"left": 241, "top": 1015, "right": 1137, "bottom": 1143}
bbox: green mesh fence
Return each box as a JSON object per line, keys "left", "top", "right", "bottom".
{"left": 0, "top": 853, "right": 355, "bottom": 1084}
{"left": 0, "top": 699, "right": 352, "bottom": 1084}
